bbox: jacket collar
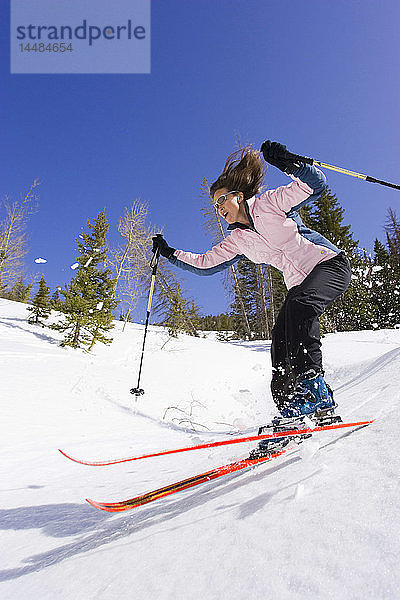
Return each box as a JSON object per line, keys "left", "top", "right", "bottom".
{"left": 227, "top": 197, "right": 256, "bottom": 231}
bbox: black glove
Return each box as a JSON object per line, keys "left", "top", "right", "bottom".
{"left": 152, "top": 234, "right": 175, "bottom": 259}
{"left": 260, "top": 140, "right": 301, "bottom": 174}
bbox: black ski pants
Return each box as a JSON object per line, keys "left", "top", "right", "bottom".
{"left": 270, "top": 252, "right": 351, "bottom": 410}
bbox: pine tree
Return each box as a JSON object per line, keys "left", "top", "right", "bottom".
{"left": 266, "top": 265, "right": 287, "bottom": 334}
{"left": 162, "top": 282, "right": 191, "bottom": 337}
{"left": 50, "top": 288, "right": 64, "bottom": 312}
{"left": 229, "top": 258, "right": 261, "bottom": 339}
{"left": 154, "top": 262, "right": 201, "bottom": 338}
{"left": 299, "top": 187, "right": 374, "bottom": 332}
{"left": 27, "top": 275, "right": 51, "bottom": 325}
{"left": 299, "top": 188, "right": 357, "bottom": 253}
{"left": 7, "top": 276, "right": 32, "bottom": 303}
{"left": 197, "top": 312, "right": 235, "bottom": 332}
{"left": 187, "top": 300, "right": 201, "bottom": 333}
{"left": 53, "top": 278, "right": 91, "bottom": 348}
{"left": 370, "top": 239, "right": 400, "bottom": 328}
{"left": 385, "top": 208, "right": 400, "bottom": 266}
{"left": 338, "top": 249, "right": 376, "bottom": 331}
{"left": 52, "top": 211, "right": 119, "bottom": 350}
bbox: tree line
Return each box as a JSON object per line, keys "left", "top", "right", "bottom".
{"left": 0, "top": 183, "right": 202, "bottom": 349}
{"left": 1, "top": 179, "right": 399, "bottom": 350}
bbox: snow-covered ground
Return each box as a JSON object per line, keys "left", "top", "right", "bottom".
{"left": 1, "top": 298, "right": 400, "bottom": 599}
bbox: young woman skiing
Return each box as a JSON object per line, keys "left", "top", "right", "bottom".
{"left": 152, "top": 141, "right": 351, "bottom": 451}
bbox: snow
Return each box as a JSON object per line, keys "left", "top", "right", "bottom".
{"left": 1, "top": 298, "right": 400, "bottom": 599}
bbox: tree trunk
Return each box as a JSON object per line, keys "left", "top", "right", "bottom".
{"left": 112, "top": 243, "right": 130, "bottom": 297}
{"left": 267, "top": 267, "right": 275, "bottom": 325}
{"left": 88, "top": 324, "right": 99, "bottom": 351}
{"left": 230, "top": 265, "right": 252, "bottom": 339}
{"left": 72, "top": 322, "right": 81, "bottom": 348}
{"left": 256, "top": 265, "right": 269, "bottom": 339}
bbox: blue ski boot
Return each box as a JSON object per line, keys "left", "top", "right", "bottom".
{"left": 280, "top": 369, "right": 335, "bottom": 419}
{"left": 249, "top": 371, "right": 340, "bottom": 459}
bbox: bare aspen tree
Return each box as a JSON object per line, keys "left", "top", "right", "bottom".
{"left": 109, "top": 202, "right": 148, "bottom": 294}
{"left": 107, "top": 201, "right": 151, "bottom": 328}
{"left": 0, "top": 179, "right": 39, "bottom": 292}
{"left": 111, "top": 199, "right": 200, "bottom": 335}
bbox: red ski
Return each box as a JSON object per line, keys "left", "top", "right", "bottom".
{"left": 86, "top": 448, "right": 287, "bottom": 512}
{"left": 85, "top": 419, "right": 373, "bottom": 512}
{"left": 60, "top": 419, "right": 373, "bottom": 466}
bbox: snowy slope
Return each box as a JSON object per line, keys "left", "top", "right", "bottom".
{"left": 1, "top": 298, "right": 400, "bottom": 600}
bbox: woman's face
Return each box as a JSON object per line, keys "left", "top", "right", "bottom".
{"left": 213, "top": 188, "right": 246, "bottom": 224}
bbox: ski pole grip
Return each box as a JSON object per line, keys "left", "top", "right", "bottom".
{"left": 286, "top": 152, "right": 314, "bottom": 166}
{"left": 150, "top": 234, "right": 163, "bottom": 270}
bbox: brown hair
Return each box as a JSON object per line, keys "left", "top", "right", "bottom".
{"left": 210, "top": 145, "right": 267, "bottom": 201}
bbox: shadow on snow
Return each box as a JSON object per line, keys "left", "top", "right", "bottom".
{"left": 0, "top": 453, "right": 299, "bottom": 582}
{"left": 0, "top": 425, "right": 366, "bottom": 583}
{"left": 0, "top": 316, "right": 60, "bottom": 346}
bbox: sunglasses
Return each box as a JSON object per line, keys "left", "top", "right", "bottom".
{"left": 213, "top": 190, "right": 239, "bottom": 210}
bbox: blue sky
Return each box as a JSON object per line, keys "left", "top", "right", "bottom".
{"left": 1, "top": 0, "right": 399, "bottom": 319}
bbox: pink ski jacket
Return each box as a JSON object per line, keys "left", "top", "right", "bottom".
{"left": 169, "top": 164, "right": 340, "bottom": 290}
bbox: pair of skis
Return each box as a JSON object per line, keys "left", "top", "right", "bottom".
{"left": 59, "top": 418, "right": 373, "bottom": 513}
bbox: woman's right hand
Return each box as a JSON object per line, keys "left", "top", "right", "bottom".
{"left": 152, "top": 234, "right": 176, "bottom": 258}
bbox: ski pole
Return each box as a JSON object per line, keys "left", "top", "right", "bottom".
{"left": 287, "top": 151, "right": 400, "bottom": 191}
{"left": 130, "top": 235, "right": 162, "bottom": 397}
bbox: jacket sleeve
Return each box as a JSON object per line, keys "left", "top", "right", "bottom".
{"left": 168, "top": 235, "right": 243, "bottom": 276}
{"left": 260, "top": 163, "right": 327, "bottom": 214}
